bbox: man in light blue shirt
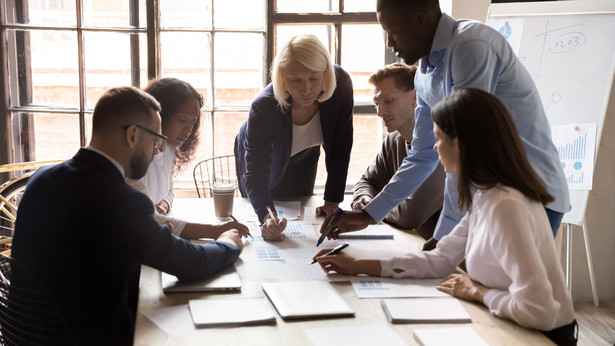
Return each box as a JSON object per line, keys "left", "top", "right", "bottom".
{"left": 322, "top": 0, "right": 569, "bottom": 250}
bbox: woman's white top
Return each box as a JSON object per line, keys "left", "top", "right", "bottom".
{"left": 380, "top": 186, "right": 574, "bottom": 331}
{"left": 126, "top": 145, "right": 186, "bottom": 235}
{"left": 291, "top": 110, "right": 324, "bottom": 157}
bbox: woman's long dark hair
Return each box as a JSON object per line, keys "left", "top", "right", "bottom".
{"left": 144, "top": 78, "right": 204, "bottom": 172}
{"left": 431, "top": 88, "right": 553, "bottom": 211}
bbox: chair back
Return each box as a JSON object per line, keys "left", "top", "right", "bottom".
{"left": 0, "top": 254, "right": 76, "bottom": 345}
{"left": 192, "top": 155, "right": 239, "bottom": 198}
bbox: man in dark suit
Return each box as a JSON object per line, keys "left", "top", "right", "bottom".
{"left": 11, "top": 87, "right": 244, "bottom": 345}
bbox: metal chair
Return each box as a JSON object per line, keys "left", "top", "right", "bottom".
{"left": 192, "top": 155, "right": 239, "bottom": 198}
{"left": 0, "top": 254, "right": 76, "bottom": 345}
{"left": 0, "top": 160, "right": 64, "bottom": 236}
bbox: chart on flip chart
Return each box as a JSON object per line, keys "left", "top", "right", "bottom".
{"left": 551, "top": 123, "right": 597, "bottom": 190}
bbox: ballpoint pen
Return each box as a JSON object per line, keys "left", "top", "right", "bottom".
{"left": 265, "top": 205, "right": 277, "bottom": 222}
{"left": 231, "top": 214, "right": 254, "bottom": 239}
{"left": 310, "top": 243, "right": 349, "bottom": 264}
{"left": 316, "top": 208, "right": 343, "bottom": 247}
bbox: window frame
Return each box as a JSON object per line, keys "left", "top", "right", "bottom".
{"left": 0, "top": 0, "right": 390, "bottom": 182}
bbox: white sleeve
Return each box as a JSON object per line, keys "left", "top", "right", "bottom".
{"left": 380, "top": 212, "right": 469, "bottom": 278}
{"left": 153, "top": 213, "right": 186, "bottom": 237}
{"left": 482, "top": 199, "right": 564, "bottom": 331}
{"left": 161, "top": 171, "right": 175, "bottom": 210}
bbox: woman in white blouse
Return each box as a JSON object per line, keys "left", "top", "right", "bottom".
{"left": 127, "top": 78, "right": 249, "bottom": 239}
{"left": 314, "top": 88, "right": 577, "bottom": 345}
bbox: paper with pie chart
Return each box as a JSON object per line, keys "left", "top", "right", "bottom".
{"left": 551, "top": 123, "right": 596, "bottom": 190}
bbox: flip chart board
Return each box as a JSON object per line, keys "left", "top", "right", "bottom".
{"left": 487, "top": 0, "right": 615, "bottom": 225}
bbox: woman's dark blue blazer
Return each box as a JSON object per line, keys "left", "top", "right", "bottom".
{"left": 236, "top": 64, "right": 354, "bottom": 223}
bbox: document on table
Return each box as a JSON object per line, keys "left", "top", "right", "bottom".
{"left": 413, "top": 327, "right": 488, "bottom": 346}
{"left": 318, "top": 239, "right": 418, "bottom": 265}
{"left": 350, "top": 277, "right": 448, "bottom": 298}
{"left": 273, "top": 200, "right": 301, "bottom": 220}
{"left": 142, "top": 304, "right": 196, "bottom": 338}
{"left": 305, "top": 324, "right": 408, "bottom": 346}
{"left": 302, "top": 206, "right": 326, "bottom": 224}
{"left": 282, "top": 222, "right": 318, "bottom": 241}
{"left": 242, "top": 241, "right": 284, "bottom": 261}
{"left": 235, "top": 259, "right": 329, "bottom": 282}
{"left": 235, "top": 200, "right": 302, "bottom": 222}
{"left": 240, "top": 222, "right": 320, "bottom": 262}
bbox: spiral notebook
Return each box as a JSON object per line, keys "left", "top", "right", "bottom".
{"left": 338, "top": 234, "right": 394, "bottom": 240}
{"left": 338, "top": 225, "right": 396, "bottom": 240}
{"left": 188, "top": 296, "right": 277, "bottom": 327}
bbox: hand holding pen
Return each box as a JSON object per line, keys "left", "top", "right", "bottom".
{"left": 317, "top": 209, "right": 375, "bottom": 244}
{"left": 316, "top": 208, "right": 343, "bottom": 246}
{"left": 261, "top": 205, "right": 287, "bottom": 242}
{"left": 310, "top": 243, "right": 348, "bottom": 264}
{"left": 230, "top": 215, "right": 253, "bottom": 239}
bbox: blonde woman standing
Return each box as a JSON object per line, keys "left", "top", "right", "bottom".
{"left": 235, "top": 34, "right": 354, "bottom": 241}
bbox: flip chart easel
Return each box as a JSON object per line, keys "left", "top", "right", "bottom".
{"left": 487, "top": 0, "right": 615, "bottom": 306}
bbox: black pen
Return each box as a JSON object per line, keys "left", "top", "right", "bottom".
{"left": 231, "top": 214, "right": 254, "bottom": 239}
{"left": 311, "top": 243, "right": 349, "bottom": 264}
{"left": 316, "top": 208, "right": 343, "bottom": 246}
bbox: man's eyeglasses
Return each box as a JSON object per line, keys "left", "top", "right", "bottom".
{"left": 123, "top": 124, "right": 167, "bottom": 150}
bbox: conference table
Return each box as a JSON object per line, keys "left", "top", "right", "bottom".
{"left": 133, "top": 197, "right": 553, "bottom": 345}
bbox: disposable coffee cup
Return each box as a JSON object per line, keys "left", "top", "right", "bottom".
{"left": 212, "top": 183, "right": 235, "bottom": 219}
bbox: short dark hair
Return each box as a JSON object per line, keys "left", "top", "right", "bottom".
{"left": 431, "top": 88, "right": 554, "bottom": 211}
{"left": 144, "top": 78, "right": 204, "bottom": 171}
{"left": 376, "top": 0, "right": 440, "bottom": 13}
{"left": 92, "top": 86, "right": 161, "bottom": 136}
{"left": 368, "top": 62, "right": 417, "bottom": 92}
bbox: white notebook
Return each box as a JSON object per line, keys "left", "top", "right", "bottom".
{"left": 188, "top": 297, "right": 276, "bottom": 327}
{"left": 382, "top": 298, "right": 471, "bottom": 324}
{"left": 262, "top": 281, "right": 355, "bottom": 320}
{"left": 161, "top": 265, "right": 241, "bottom": 293}
{"left": 413, "top": 327, "right": 488, "bottom": 346}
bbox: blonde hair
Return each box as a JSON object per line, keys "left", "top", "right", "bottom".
{"left": 271, "top": 34, "right": 336, "bottom": 109}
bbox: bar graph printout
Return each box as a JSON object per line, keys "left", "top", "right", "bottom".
{"left": 551, "top": 123, "right": 596, "bottom": 190}
{"left": 351, "top": 277, "right": 448, "bottom": 298}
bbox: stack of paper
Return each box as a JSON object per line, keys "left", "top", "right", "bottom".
{"left": 413, "top": 327, "right": 488, "bottom": 346}
{"left": 188, "top": 297, "right": 276, "bottom": 327}
{"left": 381, "top": 298, "right": 471, "bottom": 323}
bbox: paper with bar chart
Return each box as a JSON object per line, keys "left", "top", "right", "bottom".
{"left": 551, "top": 123, "right": 596, "bottom": 190}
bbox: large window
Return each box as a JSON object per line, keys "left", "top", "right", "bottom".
{"left": 1, "top": 0, "right": 391, "bottom": 193}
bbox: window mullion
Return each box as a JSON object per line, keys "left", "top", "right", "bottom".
{"left": 129, "top": 0, "right": 140, "bottom": 88}
{"left": 210, "top": 1, "right": 215, "bottom": 157}
{"left": 146, "top": 0, "right": 160, "bottom": 80}
{"left": 76, "top": 0, "right": 87, "bottom": 147}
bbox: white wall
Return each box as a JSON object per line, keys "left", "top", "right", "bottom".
{"left": 448, "top": 0, "right": 490, "bottom": 21}
{"left": 449, "top": 0, "right": 615, "bottom": 302}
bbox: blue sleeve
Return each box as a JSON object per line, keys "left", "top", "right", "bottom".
{"left": 433, "top": 173, "right": 466, "bottom": 240}
{"left": 242, "top": 97, "right": 283, "bottom": 223}
{"left": 117, "top": 192, "right": 241, "bottom": 281}
{"left": 363, "top": 93, "right": 439, "bottom": 223}
{"left": 323, "top": 66, "right": 354, "bottom": 203}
